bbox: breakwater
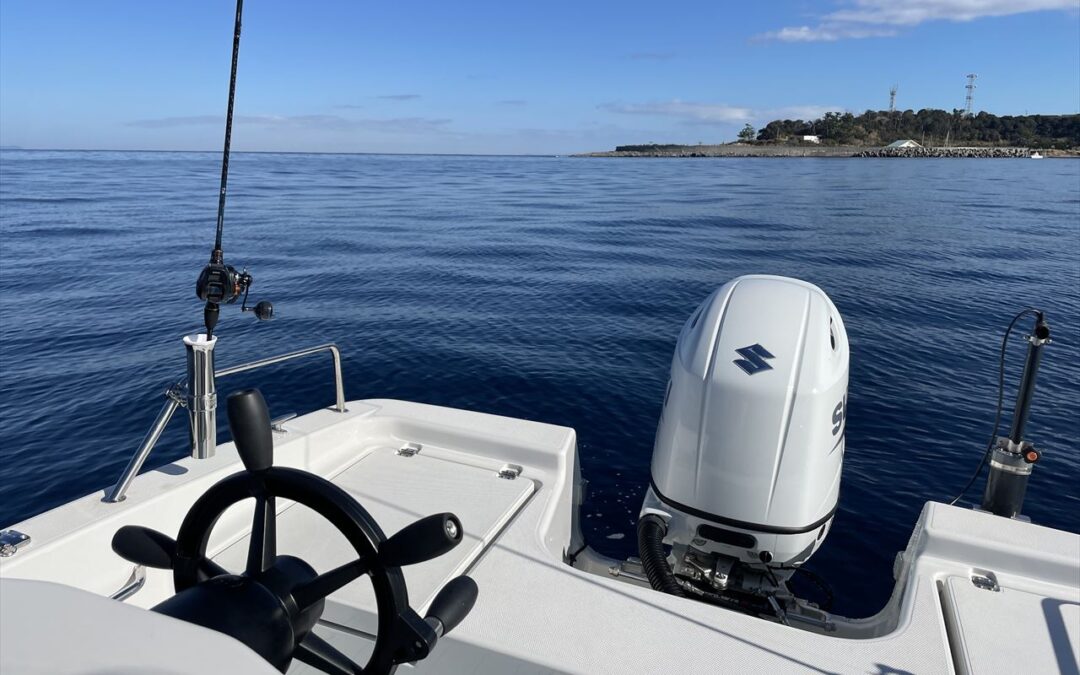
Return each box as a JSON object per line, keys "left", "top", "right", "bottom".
{"left": 576, "top": 144, "right": 864, "bottom": 158}
{"left": 578, "top": 144, "right": 1076, "bottom": 158}
{"left": 854, "top": 146, "right": 1032, "bottom": 158}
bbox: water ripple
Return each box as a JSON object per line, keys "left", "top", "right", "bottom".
{"left": 0, "top": 150, "right": 1077, "bottom": 619}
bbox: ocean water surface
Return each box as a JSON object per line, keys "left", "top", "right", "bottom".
{"left": 1, "top": 150, "right": 1077, "bottom": 617}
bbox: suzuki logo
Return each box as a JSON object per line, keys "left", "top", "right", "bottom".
{"left": 733, "top": 344, "right": 775, "bottom": 375}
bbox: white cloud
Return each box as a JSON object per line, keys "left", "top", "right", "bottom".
{"left": 760, "top": 0, "right": 1075, "bottom": 42}
{"left": 600, "top": 100, "right": 840, "bottom": 126}
{"left": 126, "top": 115, "right": 225, "bottom": 128}
{"left": 830, "top": 0, "right": 1076, "bottom": 25}
{"left": 600, "top": 100, "right": 754, "bottom": 125}
{"left": 760, "top": 25, "right": 898, "bottom": 42}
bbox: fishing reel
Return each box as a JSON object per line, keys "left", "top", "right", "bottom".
{"left": 195, "top": 251, "right": 245, "bottom": 305}
{"left": 196, "top": 249, "right": 273, "bottom": 337}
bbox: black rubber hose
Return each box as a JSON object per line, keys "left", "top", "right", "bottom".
{"left": 637, "top": 515, "right": 685, "bottom": 597}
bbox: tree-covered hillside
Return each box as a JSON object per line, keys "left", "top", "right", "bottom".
{"left": 756, "top": 109, "right": 1080, "bottom": 148}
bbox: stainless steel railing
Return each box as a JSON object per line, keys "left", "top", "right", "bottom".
{"left": 104, "top": 391, "right": 185, "bottom": 503}
{"left": 215, "top": 343, "right": 346, "bottom": 412}
{"left": 104, "top": 343, "right": 347, "bottom": 503}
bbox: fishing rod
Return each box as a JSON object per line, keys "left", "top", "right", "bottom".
{"left": 195, "top": 0, "right": 272, "bottom": 338}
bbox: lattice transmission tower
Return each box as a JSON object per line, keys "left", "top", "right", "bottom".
{"left": 964, "top": 74, "right": 977, "bottom": 116}
{"left": 889, "top": 85, "right": 897, "bottom": 113}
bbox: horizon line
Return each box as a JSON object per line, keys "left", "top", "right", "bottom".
{"left": 0, "top": 147, "right": 562, "bottom": 158}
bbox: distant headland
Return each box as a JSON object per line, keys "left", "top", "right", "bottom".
{"left": 576, "top": 109, "right": 1080, "bottom": 158}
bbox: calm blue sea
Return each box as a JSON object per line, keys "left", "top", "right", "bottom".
{"left": 1, "top": 150, "right": 1077, "bottom": 617}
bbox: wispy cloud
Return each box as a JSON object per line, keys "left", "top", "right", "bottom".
{"left": 600, "top": 100, "right": 840, "bottom": 126}
{"left": 628, "top": 51, "right": 676, "bottom": 61}
{"left": 829, "top": 0, "right": 1076, "bottom": 25}
{"left": 126, "top": 115, "right": 226, "bottom": 128}
{"left": 601, "top": 100, "right": 753, "bottom": 125}
{"left": 760, "top": 25, "right": 898, "bottom": 42}
{"left": 376, "top": 93, "right": 421, "bottom": 101}
{"left": 759, "top": 0, "right": 1075, "bottom": 42}
{"left": 126, "top": 114, "right": 450, "bottom": 134}
{"left": 495, "top": 99, "right": 527, "bottom": 106}
{"left": 334, "top": 104, "right": 365, "bottom": 110}
{"left": 362, "top": 117, "right": 451, "bottom": 133}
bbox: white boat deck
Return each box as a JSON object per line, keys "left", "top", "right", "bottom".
{"left": 2, "top": 400, "right": 1078, "bottom": 674}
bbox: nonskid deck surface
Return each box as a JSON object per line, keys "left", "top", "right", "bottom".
{"left": 2, "top": 400, "right": 1078, "bottom": 674}
{"left": 212, "top": 445, "right": 536, "bottom": 635}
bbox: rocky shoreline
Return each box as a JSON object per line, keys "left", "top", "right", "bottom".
{"left": 854, "top": 146, "right": 1034, "bottom": 158}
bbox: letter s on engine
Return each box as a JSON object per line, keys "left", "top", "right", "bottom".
{"left": 832, "top": 397, "right": 846, "bottom": 436}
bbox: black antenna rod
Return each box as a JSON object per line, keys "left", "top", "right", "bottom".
{"left": 214, "top": 0, "right": 243, "bottom": 253}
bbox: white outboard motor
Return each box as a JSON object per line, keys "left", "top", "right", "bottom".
{"left": 638, "top": 275, "right": 848, "bottom": 609}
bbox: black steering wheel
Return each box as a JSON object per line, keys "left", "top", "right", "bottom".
{"left": 111, "top": 389, "right": 478, "bottom": 675}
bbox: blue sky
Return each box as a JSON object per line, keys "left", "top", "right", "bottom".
{"left": 1, "top": 1, "right": 1077, "bottom": 154}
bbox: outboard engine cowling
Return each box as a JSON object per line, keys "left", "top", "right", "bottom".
{"left": 639, "top": 275, "right": 848, "bottom": 602}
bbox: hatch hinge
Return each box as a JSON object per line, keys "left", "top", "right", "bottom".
{"left": 497, "top": 464, "right": 522, "bottom": 480}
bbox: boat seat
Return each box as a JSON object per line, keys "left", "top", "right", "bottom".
{"left": 0, "top": 578, "right": 278, "bottom": 674}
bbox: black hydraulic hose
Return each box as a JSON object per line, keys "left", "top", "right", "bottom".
{"left": 637, "top": 515, "right": 685, "bottom": 597}
{"left": 791, "top": 566, "right": 834, "bottom": 612}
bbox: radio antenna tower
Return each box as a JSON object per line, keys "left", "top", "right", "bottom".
{"left": 889, "top": 84, "right": 897, "bottom": 113}
{"left": 964, "top": 74, "right": 977, "bottom": 117}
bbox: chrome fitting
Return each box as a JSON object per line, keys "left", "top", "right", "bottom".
{"left": 184, "top": 333, "right": 218, "bottom": 459}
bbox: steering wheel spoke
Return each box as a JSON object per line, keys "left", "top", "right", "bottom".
{"left": 197, "top": 556, "right": 231, "bottom": 581}
{"left": 293, "top": 558, "right": 371, "bottom": 612}
{"left": 246, "top": 493, "right": 277, "bottom": 575}
{"left": 295, "top": 631, "right": 364, "bottom": 675}
{"left": 111, "top": 525, "right": 229, "bottom": 582}
{"left": 391, "top": 609, "right": 437, "bottom": 665}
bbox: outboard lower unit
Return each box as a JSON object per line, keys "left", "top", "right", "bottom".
{"left": 638, "top": 275, "right": 848, "bottom": 621}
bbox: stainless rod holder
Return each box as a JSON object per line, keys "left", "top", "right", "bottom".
{"left": 184, "top": 334, "right": 218, "bottom": 460}
{"left": 105, "top": 340, "right": 347, "bottom": 504}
